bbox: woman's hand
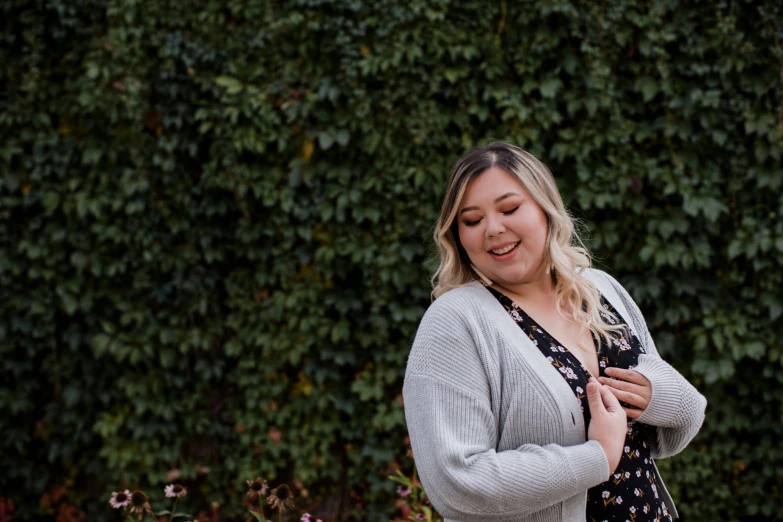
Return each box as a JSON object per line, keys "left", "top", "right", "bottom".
{"left": 586, "top": 377, "right": 627, "bottom": 474}
{"left": 598, "top": 367, "right": 652, "bottom": 419}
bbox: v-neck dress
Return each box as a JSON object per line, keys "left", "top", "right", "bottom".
{"left": 486, "top": 286, "right": 674, "bottom": 522}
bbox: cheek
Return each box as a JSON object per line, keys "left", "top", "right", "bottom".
{"left": 457, "top": 226, "right": 483, "bottom": 254}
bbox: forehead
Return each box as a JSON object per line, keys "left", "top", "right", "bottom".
{"left": 460, "top": 167, "right": 527, "bottom": 206}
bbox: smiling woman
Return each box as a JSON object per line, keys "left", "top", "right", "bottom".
{"left": 402, "top": 141, "right": 707, "bottom": 522}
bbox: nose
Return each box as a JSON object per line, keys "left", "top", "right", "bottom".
{"left": 485, "top": 213, "right": 505, "bottom": 237}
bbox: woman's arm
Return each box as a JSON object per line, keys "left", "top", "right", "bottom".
{"left": 402, "top": 295, "right": 610, "bottom": 522}
{"left": 598, "top": 270, "right": 708, "bottom": 458}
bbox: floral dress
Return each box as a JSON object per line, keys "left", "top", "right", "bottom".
{"left": 486, "top": 286, "right": 674, "bottom": 522}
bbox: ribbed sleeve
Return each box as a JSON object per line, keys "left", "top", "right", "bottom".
{"left": 632, "top": 354, "right": 707, "bottom": 458}
{"left": 403, "top": 294, "right": 610, "bottom": 522}
{"left": 593, "top": 270, "right": 708, "bottom": 459}
{"left": 404, "top": 374, "right": 609, "bottom": 522}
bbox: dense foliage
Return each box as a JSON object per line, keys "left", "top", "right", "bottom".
{"left": 1, "top": 0, "right": 781, "bottom": 520}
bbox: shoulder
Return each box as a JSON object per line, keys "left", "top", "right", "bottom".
{"left": 420, "top": 281, "right": 494, "bottom": 324}
{"left": 407, "top": 281, "right": 497, "bottom": 384}
{"left": 578, "top": 267, "right": 626, "bottom": 299}
{"left": 578, "top": 266, "right": 613, "bottom": 284}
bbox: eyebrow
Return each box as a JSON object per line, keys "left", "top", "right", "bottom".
{"left": 459, "top": 192, "right": 521, "bottom": 215}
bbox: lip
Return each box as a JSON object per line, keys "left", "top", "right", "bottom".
{"left": 487, "top": 241, "right": 519, "bottom": 252}
{"left": 488, "top": 241, "right": 520, "bottom": 260}
{"left": 487, "top": 241, "right": 519, "bottom": 253}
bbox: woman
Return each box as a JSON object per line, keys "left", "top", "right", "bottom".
{"left": 402, "top": 141, "right": 707, "bottom": 522}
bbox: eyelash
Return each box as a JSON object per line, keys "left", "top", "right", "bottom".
{"left": 464, "top": 206, "right": 520, "bottom": 227}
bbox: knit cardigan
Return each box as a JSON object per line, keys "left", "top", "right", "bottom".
{"left": 402, "top": 268, "right": 707, "bottom": 522}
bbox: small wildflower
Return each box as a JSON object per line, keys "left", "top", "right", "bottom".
{"left": 396, "top": 485, "right": 411, "bottom": 497}
{"left": 246, "top": 478, "right": 269, "bottom": 500}
{"left": 301, "top": 514, "right": 311, "bottom": 522}
{"left": 164, "top": 484, "right": 187, "bottom": 498}
{"left": 267, "top": 484, "right": 295, "bottom": 512}
{"left": 109, "top": 490, "right": 131, "bottom": 509}
{"left": 128, "top": 491, "right": 152, "bottom": 520}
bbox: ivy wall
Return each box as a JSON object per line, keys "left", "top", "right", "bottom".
{"left": 1, "top": 0, "right": 781, "bottom": 520}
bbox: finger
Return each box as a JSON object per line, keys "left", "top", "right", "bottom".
{"left": 586, "top": 381, "right": 605, "bottom": 413}
{"left": 598, "top": 381, "right": 622, "bottom": 412}
{"left": 605, "top": 367, "right": 649, "bottom": 386}
{"left": 604, "top": 386, "right": 647, "bottom": 409}
{"left": 622, "top": 407, "right": 642, "bottom": 419}
{"left": 598, "top": 376, "right": 648, "bottom": 397}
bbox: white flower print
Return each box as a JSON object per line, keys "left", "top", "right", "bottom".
{"left": 616, "top": 496, "right": 623, "bottom": 504}
{"left": 636, "top": 470, "right": 642, "bottom": 477}
{"left": 624, "top": 472, "right": 630, "bottom": 479}
{"left": 575, "top": 386, "right": 584, "bottom": 394}
{"left": 600, "top": 360, "right": 606, "bottom": 367}
{"left": 565, "top": 368, "right": 578, "bottom": 380}
{"left": 629, "top": 506, "right": 636, "bottom": 514}
{"left": 558, "top": 345, "right": 567, "bottom": 352}
{"left": 558, "top": 366, "right": 567, "bottom": 374}
{"left": 634, "top": 488, "right": 642, "bottom": 497}
{"left": 643, "top": 505, "right": 649, "bottom": 514}
{"left": 550, "top": 345, "right": 559, "bottom": 352}
{"left": 624, "top": 446, "right": 631, "bottom": 454}
{"left": 602, "top": 491, "right": 610, "bottom": 499}
{"left": 546, "top": 356, "right": 554, "bottom": 363}
{"left": 651, "top": 484, "right": 658, "bottom": 498}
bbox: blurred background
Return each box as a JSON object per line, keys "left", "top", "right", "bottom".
{"left": 1, "top": 0, "right": 782, "bottom": 521}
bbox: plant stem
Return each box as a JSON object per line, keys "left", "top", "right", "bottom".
{"left": 171, "top": 498, "right": 179, "bottom": 520}
{"left": 257, "top": 496, "right": 267, "bottom": 520}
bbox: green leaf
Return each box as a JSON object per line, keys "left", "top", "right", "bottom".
{"left": 215, "top": 76, "right": 243, "bottom": 94}
{"left": 539, "top": 78, "right": 563, "bottom": 98}
{"left": 318, "top": 132, "right": 334, "bottom": 150}
{"left": 248, "top": 511, "right": 267, "bottom": 522}
{"left": 637, "top": 76, "right": 658, "bottom": 102}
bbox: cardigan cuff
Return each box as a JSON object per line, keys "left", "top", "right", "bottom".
{"left": 566, "top": 439, "right": 611, "bottom": 488}
{"left": 631, "top": 354, "right": 683, "bottom": 428}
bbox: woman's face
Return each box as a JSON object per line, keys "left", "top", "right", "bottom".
{"left": 456, "top": 167, "right": 549, "bottom": 287}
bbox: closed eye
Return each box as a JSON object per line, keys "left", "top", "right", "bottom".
{"left": 463, "top": 206, "right": 520, "bottom": 227}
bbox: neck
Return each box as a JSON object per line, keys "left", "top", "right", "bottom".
{"left": 491, "top": 263, "right": 555, "bottom": 303}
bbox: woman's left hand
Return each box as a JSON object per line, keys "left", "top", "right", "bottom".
{"left": 598, "top": 368, "right": 652, "bottom": 419}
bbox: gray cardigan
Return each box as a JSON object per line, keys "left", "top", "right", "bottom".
{"left": 402, "top": 268, "right": 707, "bottom": 522}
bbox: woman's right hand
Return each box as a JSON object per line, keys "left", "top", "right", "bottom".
{"left": 586, "top": 376, "right": 627, "bottom": 474}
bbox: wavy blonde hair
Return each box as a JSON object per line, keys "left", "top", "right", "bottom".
{"left": 431, "top": 141, "right": 627, "bottom": 347}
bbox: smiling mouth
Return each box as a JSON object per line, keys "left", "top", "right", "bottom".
{"left": 489, "top": 242, "right": 520, "bottom": 255}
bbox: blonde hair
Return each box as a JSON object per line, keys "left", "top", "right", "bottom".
{"left": 431, "top": 141, "right": 627, "bottom": 347}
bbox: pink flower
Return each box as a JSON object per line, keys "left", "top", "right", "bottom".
{"left": 415, "top": 514, "right": 427, "bottom": 520}
{"left": 396, "top": 485, "right": 411, "bottom": 497}
{"left": 109, "top": 490, "right": 131, "bottom": 509}
{"left": 164, "top": 484, "right": 187, "bottom": 498}
{"left": 301, "top": 514, "right": 312, "bottom": 522}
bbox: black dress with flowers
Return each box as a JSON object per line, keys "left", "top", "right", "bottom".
{"left": 486, "top": 286, "right": 674, "bottom": 522}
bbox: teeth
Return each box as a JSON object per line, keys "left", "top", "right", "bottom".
{"left": 491, "top": 242, "right": 519, "bottom": 255}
